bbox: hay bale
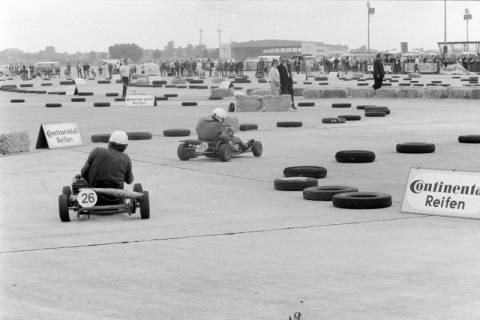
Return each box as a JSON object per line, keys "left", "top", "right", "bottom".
{"left": 349, "top": 87, "right": 375, "bottom": 98}
{"left": 424, "top": 87, "right": 449, "bottom": 99}
{"left": 408, "top": 73, "right": 421, "bottom": 78}
{"left": 303, "top": 88, "right": 324, "bottom": 99}
{"left": 471, "top": 89, "right": 480, "bottom": 99}
{"left": 375, "top": 88, "right": 399, "bottom": 98}
{"left": 172, "top": 78, "right": 187, "bottom": 85}
{"left": 323, "top": 87, "right": 349, "bottom": 98}
{"left": 293, "top": 87, "right": 304, "bottom": 96}
{"left": 235, "top": 95, "right": 262, "bottom": 112}
{"left": 0, "top": 131, "right": 30, "bottom": 155}
{"left": 398, "top": 87, "right": 423, "bottom": 98}
{"left": 210, "top": 88, "right": 234, "bottom": 98}
{"left": 211, "top": 78, "right": 225, "bottom": 84}
{"left": 261, "top": 94, "right": 291, "bottom": 112}
{"left": 246, "top": 88, "right": 270, "bottom": 96}
{"left": 448, "top": 87, "right": 472, "bottom": 99}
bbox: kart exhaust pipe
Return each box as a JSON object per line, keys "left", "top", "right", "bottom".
{"left": 91, "top": 188, "right": 144, "bottom": 199}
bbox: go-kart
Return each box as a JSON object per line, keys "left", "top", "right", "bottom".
{"left": 177, "top": 139, "right": 263, "bottom": 162}
{"left": 58, "top": 175, "right": 150, "bottom": 222}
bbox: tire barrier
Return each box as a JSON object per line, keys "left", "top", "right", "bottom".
{"left": 165, "top": 84, "right": 177, "bottom": 88}
{"left": 365, "top": 111, "right": 386, "bottom": 117}
{"left": 239, "top": 124, "right": 258, "bottom": 131}
{"left": 114, "top": 97, "right": 125, "bottom": 102}
{"left": 277, "top": 121, "right": 303, "bottom": 128}
{"left": 297, "top": 102, "right": 315, "bottom": 107}
{"left": 283, "top": 166, "right": 327, "bottom": 179}
{"left": 48, "top": 91, "right": 66, "bottom": 95}
{"left": 303, "top": 185, "right": 358, "bottom": 201}
{"left": 93, "top": 102, "right": 111, "bottom": 107}
{"left": 365, "top": 106, "right": 390, "bottom": 114}
{"left": 106, "top": 92, "right": 119, "bottom": 97}
{"left": 208, "top": 96, "right": 223, "bottom": 100}
{"left": 98, "top": 80, "right": 111, "bottom": 84}
{"left": 163, "top": 129, "right": 191, "bottom": 137}
{"left": 356, "top": 105, "right": 376, "bottom": 110}
{"left": 458, "top": 135, "right": 480, "bottom": 143}
{"left": 304, "top": 81, "right": 312, "bottom": 85}
{"left": 127, "top": 131, "right": 153, "bottom": 140}
{"left": 335, "top": 150, "right": 375, "bottom": 163}
{"left": 71, "top": 98, "right": 86, "bottom": 102}
{"left": 332, "top": 192, "right": 392, "bottom": 209}
{"left": 274, "top": 177, "right": 318, "bottom": 191}
{"left": 59, "top": 80, "right": 75, "bottom": 85}
{"left": 41, "top": 83, "right": 52, "bottom": 86}
{"left": 396, "top": 142, "right": 435, "bottom": 153}
{"left": 10, "top": 99, "right": 25, "bottom": 103}
{"left": 45, "top": 103, "right": 62, "bottom": 108}
{"left": 155, "top": 96, "right": 168, "bottom": 101}
{"left": 181, "top": 102, "right": 197, "bottom": 106}
{"left": 78, "top": 92, "right": 94, "bottom": 96}
{"left": 20, "top": 84, "right": 33, "bottom": 87}
{"left": 338, "top": 114, "right": 361, "bottom": 121}
{"left": 164, "top": 93, "right": 178, "bottom": 98}
{"left": 322, "top": 117, "right": 346, "bottom": 124}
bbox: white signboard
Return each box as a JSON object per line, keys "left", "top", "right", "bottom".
{"left": 73, "top": 78, "right": 86, "bottom": 85}
{"left": 66, "top": 86, "right": 77, "bottom": 96}
{"left": 401, "top": 168, "right": 480, "bottom": 219}
{"left": 125, "top": 94, "right": 155, "bottom": 106}
{"left": 219, "top": 81, "right": 233, "bottom": 89}
{"left": 35, "top": 122, "right": 83, "bottom": 149}
{"left": 112, "top": 74, "right": 121, "bottom": 81}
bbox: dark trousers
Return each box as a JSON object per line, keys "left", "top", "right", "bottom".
{"left": 372, "top": 76, "right": 383, "bottom": 90}
{"left": 121, "top": 77, "right": 129, "bottom": 97}
{"left": 281, "top": 79, "right": 295, "bottom": 107}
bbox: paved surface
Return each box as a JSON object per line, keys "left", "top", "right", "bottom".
{"left": 1, "top": 73, "right": 480, "bottom": 319}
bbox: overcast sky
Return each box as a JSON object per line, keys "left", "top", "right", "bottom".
{"left": 1, "top": 0, "right": 479, "bottom": 53}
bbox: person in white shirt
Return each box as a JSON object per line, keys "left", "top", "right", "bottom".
{"left": 268, "top": 59, "right": 280, "bottom": 96}
{"left": 119, "top": 59, "right": 130, "bottom": 97}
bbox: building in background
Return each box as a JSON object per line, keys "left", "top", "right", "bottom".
{"left": 219, "top": 39, "right": 348, "bottom": 59}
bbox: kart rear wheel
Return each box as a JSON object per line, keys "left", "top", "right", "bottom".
{"left": 217, "top": 144, "right": 232, "bottom": 162}
{"left": 140, "top": 191, "right": 150, "bottom": 219}
{"left": 177, "top": 143, "right": 191, "bottom": 161}
{"left": 58, "top": 195, "right": 70, "bottom": 222}
{"left": 252, "top": 141, "right": 263, "bottom": 157}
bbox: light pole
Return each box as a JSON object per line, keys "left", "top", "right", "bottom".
{"left": 464, "top": 8, "right": 472, "bottom": 43}
{"left": 199, "top": 29, "right": 203, "bottom": 46}
{"left": 367, "top": 1, "right": 375, "bottom": 52}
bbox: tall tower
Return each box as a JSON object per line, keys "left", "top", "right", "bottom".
{"left": 199, "top": 29, "right": 203, "bottom": 45}
{"left": 217, "top": 28, "right": 222, "bottom": 49}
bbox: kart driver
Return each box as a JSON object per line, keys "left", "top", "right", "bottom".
{"left": 81, "top": 130, "right": 133, "bottom": 189}
{"left": 196, "top": 108, "right": 253, "bottom": 150}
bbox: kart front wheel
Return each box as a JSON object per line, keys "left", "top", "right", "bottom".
{"left": 177, "top": 143, "right": 191, "bottom": 161}
{"left": 62, "top": 186, "right": 72, "bottom": 205}
{"left": 252, "top": 141, "right": 263, "bottom": 157}
{"left": 140, "top": 191, "right": 150, "bottom": 219}
{"left": 58, "top": 195, "right": 70, "bottom": 222}
{"left": 218, "top": 144, "right": 232, "bottom": 162}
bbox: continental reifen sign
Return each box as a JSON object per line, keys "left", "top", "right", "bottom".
{"left": 401, "top": 168, "right": 480, "bottom": 219}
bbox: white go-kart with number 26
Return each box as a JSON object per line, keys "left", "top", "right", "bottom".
{"left": 58, "top": 175, "right": 150, "bottom": 221}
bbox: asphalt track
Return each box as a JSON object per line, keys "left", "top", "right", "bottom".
{"left": 1, "top": 73, "right": 480, "bottom": 319}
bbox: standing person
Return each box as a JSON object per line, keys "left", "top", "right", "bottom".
{"left": 119, "top": 59, "right": 130, "bottom": 98}
{"left": 372, "top": 53, "right": 385, "bottom": 90}
{"left": 268, "top": 59, "right": 280, "bottom": 96}
{"left": 278, "top": 56, "right": 296, "bottom": 109}
{"left": 209, "top": 59, "right": 214, "bottom": 77}
{"left": 76, "top": 62, "right": 82, "bottom": 78}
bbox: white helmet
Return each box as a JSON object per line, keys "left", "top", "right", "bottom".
{"left": 212, "top": 108, "right": 227, "bottom": 122}
{"left": 109, "top": 130, "right": 129, "bottom": 145}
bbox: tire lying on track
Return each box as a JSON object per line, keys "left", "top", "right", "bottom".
{"left": 182, "top": 102, "right": 197, "bottom": 106}
{"left": 283, "top": 166, "right": 327, "bottom": 179}
{"left": 60, "top": 80, "right": 75, "bottom": 85}
{"left": 277, "top": 121, "right": 303, "bottom": 128}
{"left": 303, "top": 185, "right": 358, "bottom": 201}
{"left": 115, "top": 97, "right": 125, "bottom": 101}
{"left": 98, "top": 80, "right": 111, "bottom": 84}
{"left": 332, "top": 103, "right": 351, "bottom": 108}
{"left": 274, "top": 177, "right": 318, "bottom": 191}
{"left": 78, "top": 92, "right": 94, "bottom": 96}
{"left": 396, "top": 142, "right": 435, "bottom": 153}
{"left": 127, "top": 131, "right": 153, "bottom": 140}
{"left": 93, "top": 102, "right": 111, "bottom": 107}
{"left": 335, "top": 150, "right": 375, "bottom": 163}
{"left": 163, "top": 129, "right": 191, "bottom": 137}
{"left": 164, "top": 93, "right": 178, "bottom": 98}
{"left": 322, "top": 117, "right": 346, "bottom": 124}
{"left": 458, "top": 135, "right": 480, "bottom": 143}
{"left": 41, "top": 83, "right": 52, "bottom": 86}
{"left": 365, "top": 111, "right": 386, "bottom": 117}
{"left": 11, "top": 99, "right": 25, "bottom": 103}
{"left": 71, "top": 97, "right": 86, "bottom": 102}
{"left": 20, "top": 84, "right": 33, "bottom": 87}
{"left": 45, "top": 103, "right": 62, "bottom": 108}
{"left": 357, "top": 105, "right": 376, "bottom": 110}
{"left": 239, "top": 124, "right": 258, "bottom": 131}
{"left": 105, "top": 92, "right": 119, "bottom": 97}
{"left": 209, "top": 96, "right": 223, "bottom": 100}
{"left": 298, "top": 102, "right": 315, "bottom": 107}
{"left": 365, "top": 106, "right": 390, "bottom": 114}
{"left": 338, "top": 115, "right": 361, "bottom": 121}
{"left": 332, "top": 192, "right": 392, "bottom": 209}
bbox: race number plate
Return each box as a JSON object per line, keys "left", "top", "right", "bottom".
{"left": 77, "top": 188, "right": 98, "bottom": 208}
{"left": 195, "top": 142, "right": 208, "bottom": 152}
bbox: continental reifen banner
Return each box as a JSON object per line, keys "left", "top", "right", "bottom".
{"left": 403, "top": 63, "right": 439, "bottom": 74}
{"left": 401, "top": 168, "right": 480, "bottom": 219}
